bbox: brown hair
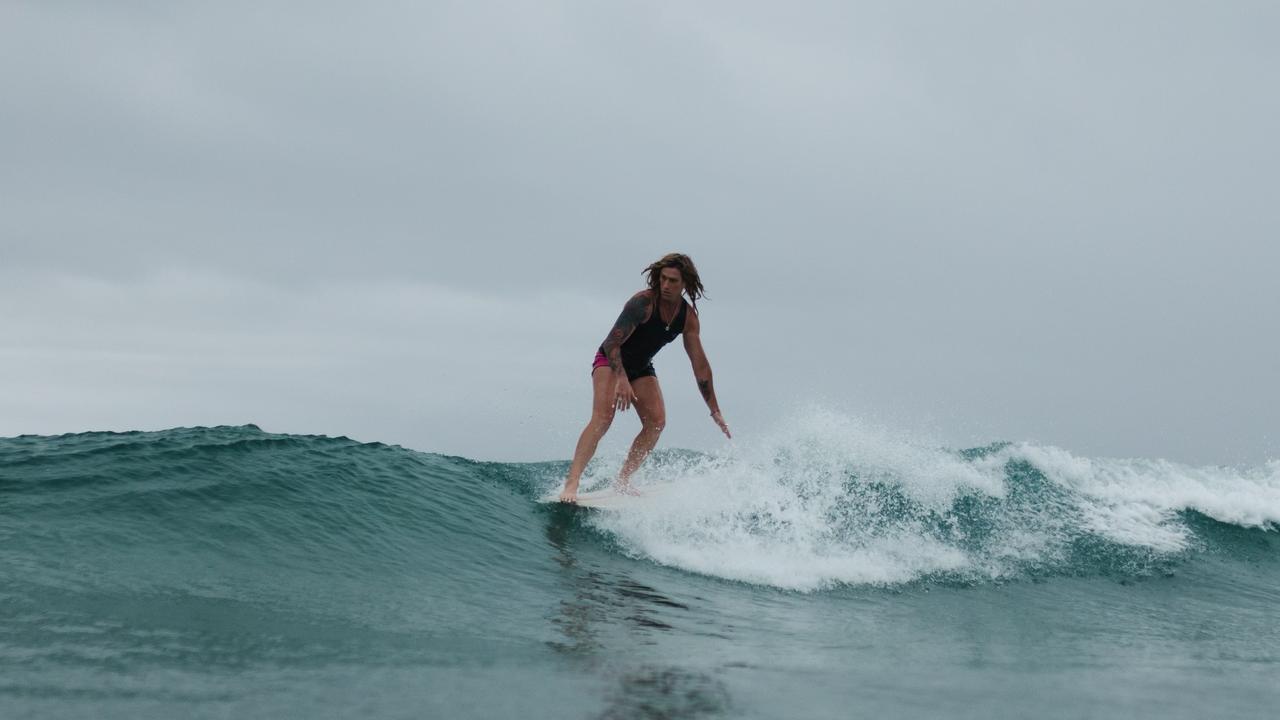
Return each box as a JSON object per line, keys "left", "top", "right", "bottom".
{"left": 643, "top": 253, "right": 705, "bottom": 311}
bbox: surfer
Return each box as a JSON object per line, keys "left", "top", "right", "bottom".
{"left": 558, "top": 253, "right": 731, "bottom": 503}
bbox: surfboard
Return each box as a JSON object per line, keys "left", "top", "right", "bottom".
{"left": 546, "top": 482, "right": 676, "bottom": 509}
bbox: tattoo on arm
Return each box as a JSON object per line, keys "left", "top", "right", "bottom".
{"left": 697, "top": 378, "right": 713, "bottom": 403}
{"left": 601, "top": 294, "right": 650, "bottom": 374}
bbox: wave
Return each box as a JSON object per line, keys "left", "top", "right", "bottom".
{"left": 0, "top": 426, "right": 546, "bottom": 613}
{"left": 578, "top": 408, "right": 1280, "bottom": 590}
{"left": 3, "top": 415, "right": 1277, "bottom": 596}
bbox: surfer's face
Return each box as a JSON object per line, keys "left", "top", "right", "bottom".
{"left": 658, "top": 268, "right": 684, "bottom": 300}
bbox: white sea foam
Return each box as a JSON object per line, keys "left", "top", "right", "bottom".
{"left": 588, "top": 407, "right": 1005, "bottom": 590}
{"left": 998, "top": 444, "right": 1280, "bottom": 542}
{"left": 582, "top": 406, "right": 1280, "bottom": 591}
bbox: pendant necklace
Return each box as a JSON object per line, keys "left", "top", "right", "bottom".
{"left": 662, "top": 300, "right": 677, "bottom": 332}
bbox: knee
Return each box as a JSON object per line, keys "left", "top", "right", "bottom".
{"left": 590, "top": 410, "right": 615, "bottom": 433}
{"left": 642, "top": 414, "right": 666, "bottom": 434}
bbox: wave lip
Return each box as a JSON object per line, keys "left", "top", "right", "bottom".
{"left": 1003, "top": 445, "right": 1280, "bottom": 530}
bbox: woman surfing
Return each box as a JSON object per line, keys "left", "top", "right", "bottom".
{"left": 558, "top": 253, "right": 731, "bottom": 503}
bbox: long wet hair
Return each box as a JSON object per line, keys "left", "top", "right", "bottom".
{"left": 643, "top": 253, "right": 706, "bottom": 312}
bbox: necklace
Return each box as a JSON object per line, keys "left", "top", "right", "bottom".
{"left": 661, "top": 300, "right": 678, "bottom": 331}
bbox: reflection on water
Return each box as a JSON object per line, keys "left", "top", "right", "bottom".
{"left": 542, "top": 506, "right": 734, "bottom": 718}
{"left": 543, "top": 506, "right": 688, "bottom": 653}
{"left": 598, "top": 666, "right": 732, "bottom": 720}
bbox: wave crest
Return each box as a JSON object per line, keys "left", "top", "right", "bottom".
{"left": 584, "top": 408, "right": 1280, "bottom": 591}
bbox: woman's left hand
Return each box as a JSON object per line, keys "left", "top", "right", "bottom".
{"left": 711, "top": 411, "right": 731, "bottom": 439}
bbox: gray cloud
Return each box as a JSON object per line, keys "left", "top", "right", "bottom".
{"left": 3, "top": 1, "right": 1277, "bottom": 463}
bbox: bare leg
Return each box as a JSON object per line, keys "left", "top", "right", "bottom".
{"left": 559, "top": 368, "right": 617, "bottom": 502}
{"left": 616, "top": 376, "right": 665, "bottom": 492}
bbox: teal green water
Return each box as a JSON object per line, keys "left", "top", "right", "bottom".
{"left": 2, "top": 423, "right": 1278, "bottom": 718}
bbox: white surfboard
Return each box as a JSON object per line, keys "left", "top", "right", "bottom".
{"left": 546, "top": 482, "right": 676, "bottom": 509}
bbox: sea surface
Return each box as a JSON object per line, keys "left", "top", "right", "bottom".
{"left": 3, "top": 413, "right": 1278, "bottom": 719}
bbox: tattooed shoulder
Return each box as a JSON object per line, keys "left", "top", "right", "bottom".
{"left": 602, "top": 292, "right": 652, "bottom": 351}
{"left": 623, "top": 292, "right": 652, "bottom": 321}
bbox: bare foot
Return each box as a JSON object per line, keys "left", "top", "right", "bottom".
{"left": 558, "top": 490, "right": 578, "bottom": 503}
{"left": 614, "top": 482, "right": 642, "bottom": 496}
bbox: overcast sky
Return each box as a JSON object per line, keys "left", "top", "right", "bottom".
{"left": 2, "top": 1, "right": 1277, "bottom": 465}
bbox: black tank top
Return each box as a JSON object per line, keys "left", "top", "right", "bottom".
{"left": 601, "top": 297, "right": 688, "bottom": 371}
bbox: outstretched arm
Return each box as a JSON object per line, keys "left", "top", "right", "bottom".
{"left": 682, "top": 310, "right": 731, "bottom": 439}
{"left": 600, "top": 292, "right": 651, "bottom": 411}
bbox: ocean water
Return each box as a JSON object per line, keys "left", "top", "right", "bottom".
{"left": 2, "top": 412, "right": 1278, "bottom": 719}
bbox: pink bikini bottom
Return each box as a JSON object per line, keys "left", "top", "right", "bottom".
{"left": 591, "top": 351, "right": 656, "bottom": 381}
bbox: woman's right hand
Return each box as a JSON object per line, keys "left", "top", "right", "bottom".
{"left": 614, "top": 377, "right": 637, "bottom": 412}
